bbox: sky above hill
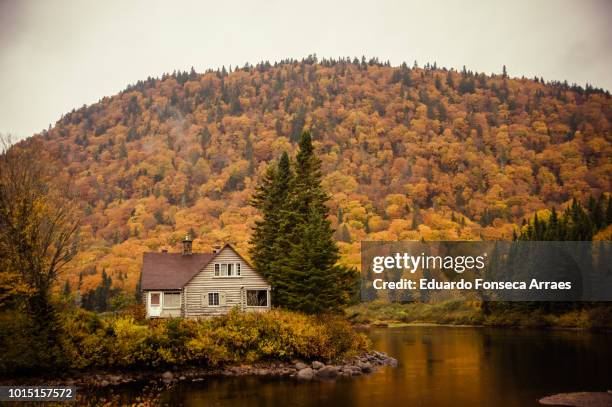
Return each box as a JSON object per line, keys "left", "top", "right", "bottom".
{"left": 1, "top": 0, "right": 611, "bottom": 141}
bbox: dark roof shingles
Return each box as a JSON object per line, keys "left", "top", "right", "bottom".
{"left": 141, "top": 252, "right": 215, "bottom": 290}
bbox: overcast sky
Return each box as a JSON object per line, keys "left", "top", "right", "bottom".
{"left": 1, "top": 0, "right": 611, "bottom": 141}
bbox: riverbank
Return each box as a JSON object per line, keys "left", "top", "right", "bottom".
{"left": 0, "top": 351, "right": 397, "bottom": 389}
{"left": 0, "top": 308, "right": 371, "bottom": 377}
{"left": 347, "top": 300, "right": 612, "bottom": 330}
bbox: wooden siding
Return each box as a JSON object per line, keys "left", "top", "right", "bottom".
{"left": 184, "top": 247, "right": 271, "bottom": 317}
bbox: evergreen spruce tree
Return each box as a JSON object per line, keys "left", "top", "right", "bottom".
{"left": 135, "top": 272, "right": 142, "bottom": 303}
{"left": 274, "top": 131, "right": 354, "bottom": 313}
{"left": 249, "top": 152, "right": 292, "bottom": 296}
{"left": 251, "top": 131, "right": 355, "bottom": 313}
{"left": 279, "top": 208, "right": 352, "bottom": 313}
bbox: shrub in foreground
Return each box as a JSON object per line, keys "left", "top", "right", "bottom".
{"left": 1, "top": 308, "right": 370, "bottom": 375}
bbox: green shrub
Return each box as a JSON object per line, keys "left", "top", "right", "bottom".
{"left": 0, "top": 308, "right": 370, "bottom": 375}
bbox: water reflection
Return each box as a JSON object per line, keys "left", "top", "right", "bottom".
{"left": 159, "top": 327, "right": 611, "bottom": 407}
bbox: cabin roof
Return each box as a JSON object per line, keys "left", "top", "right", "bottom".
{"left": 140, "top": 252, "right": 215, "bottom": 290}
{"left": 140, "top": 244, "right": 259, "bottom": 291}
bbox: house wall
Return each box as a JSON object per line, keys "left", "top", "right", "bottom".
{"left": 143, "top": 290, "right": 183, "bottom": 318}
{"left": 184, "top": 246, "right": 271, "bottom": 317}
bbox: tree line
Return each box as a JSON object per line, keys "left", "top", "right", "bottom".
{"left": 517, "top": 194, "right": 612, "bottom": 241}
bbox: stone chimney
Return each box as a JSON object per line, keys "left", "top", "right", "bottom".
{"left": 182, "top": 234, "right": 193, "bottom": 255}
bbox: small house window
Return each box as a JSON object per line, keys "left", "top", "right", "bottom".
{"left": 208, "top": 292, "right": 220, "bottom": 306}
{"left": 150, "top": 292, "right": 160, "bottom": 306}
{"left": 247, "top": 290, "right": 268, "bottom": 307}
{"left": 164, "top": 292, "right": 181, "bottom": 308}
{"left": 214, "top": 263, "right": 242, "bottom": 277}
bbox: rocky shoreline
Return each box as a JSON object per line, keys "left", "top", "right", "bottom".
{"left": 1, "top": 351, "right": 398, "bottom": 388}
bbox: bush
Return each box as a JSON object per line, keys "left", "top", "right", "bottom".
{"left": 185, "top": 309, "right": 369, "bottom": 365}
{"left": 0, "top": 308, "right": 370, "bottom": 375}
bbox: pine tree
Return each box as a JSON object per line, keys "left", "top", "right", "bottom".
{"left": 135, "top": 272, "right": 142, "bottom": 303}
{"left": 251, "top": 131, "right": 355, "bottom": 312}
{"left": 518, "top": 196, "right": 608, "bottom": 242}
{"left": 249, "top": 152, "right": 292, "bottom": 290}
{"left": 280, "top": 208, "right": 353, "bottom": 313}
{"left": 411, "top": 203, "right": 421, "bottom": 229}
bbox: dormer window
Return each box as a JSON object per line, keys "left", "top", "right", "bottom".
{"left": 214, "top": 262, "right": 241, "bottom": 277}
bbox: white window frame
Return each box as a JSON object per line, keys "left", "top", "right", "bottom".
{"left": 207, "top": 292, "right": 220, "bottom": 307}
{"left": 163, "top": 291, "right": 181, "bottom": 309}
{"left": 246, "top": 289, "right": 269, "bottom": 308}
{"left": 213, "top": 262, "right": 242, "bottom": 278}
{"left": 149, "top": 292, "right": 162, "bottom": 307}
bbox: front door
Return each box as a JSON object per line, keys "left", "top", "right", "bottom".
{"left": 148, "top": 291, "right": 162, "bottom": 317}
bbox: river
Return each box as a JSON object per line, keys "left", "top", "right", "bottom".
{"left": 97, "top": 326, "right": 612, "bottom": 406}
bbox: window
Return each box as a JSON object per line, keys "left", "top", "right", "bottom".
{"left": 150, "top": 292, "right": 160, "bottom": 306}
{"left": 208, "top": 292, "right": 220, "bottom": 306}
{"left": 247, "top": 290, "right": 268, "bottom": 307}
{"left": 214, "top": 263, "right": 242, "bottom": 277}
{"left": 163, "top": 292, "right": 181, "bottom": 308}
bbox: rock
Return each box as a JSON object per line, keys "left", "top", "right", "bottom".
{"left": 99, "top": 380, "right": 110, "bottom": 387}
{"left": 388, "top": 357, "right": 398, "bottom": 367}
{"left": 161, "top": 371, "right": 174, "bottom": 382}
{"left": 358, "top": 362, "right": 373, "bottom": 373}
{"left": 312, "top": 361, "right": 324, "bottom": 370}
{"left": 316, "top": 365, "right": 339, "bottom": 379}
{"left": 179, "top": 376, "right": 186, "bottom": 381}
{"left": 109, "top": 375, "right": 121, "bottom": 385}
{"left": 539, "top": 392, "right": 612, "bottom": 406}
{"left": 296, "top": 367, "right": 314, "bottom": 381}
{"left": 295, "top": 362, "right": 308, "bottom": 370}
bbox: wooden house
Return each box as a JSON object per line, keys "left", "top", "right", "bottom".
{"left": 140, "top": 236, "right": 271, "bottom": 318}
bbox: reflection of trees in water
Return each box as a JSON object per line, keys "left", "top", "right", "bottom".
{"left": 97, "top": 327, "right": 612, "bottom": 407}
{"left": 477, "top": 328, "right": 611, "bottom": 394}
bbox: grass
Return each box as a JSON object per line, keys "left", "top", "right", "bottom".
{"left": 345, "top": 300, "right": 612, "bottom": 329}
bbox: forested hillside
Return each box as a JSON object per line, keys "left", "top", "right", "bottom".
{"left": 26, "top": 56, "right": 611, "bottom": 294}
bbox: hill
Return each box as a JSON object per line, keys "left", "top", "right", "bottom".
{"left": 28, "top": 56, "right": 612, "bottom": 293}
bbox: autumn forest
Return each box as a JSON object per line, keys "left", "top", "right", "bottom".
{"left": 22, "top": 56, "right": 611, "bottom": 298}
